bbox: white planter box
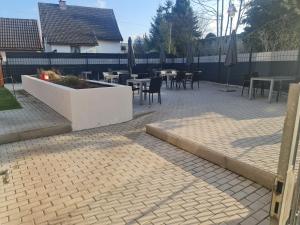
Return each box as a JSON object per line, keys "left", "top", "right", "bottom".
{"left": 22, "top": 75, "right": 133, "bottom": 131}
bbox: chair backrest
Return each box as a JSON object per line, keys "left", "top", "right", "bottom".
{"left": 149, "top": 77, "right": 162, "bottom": 93}
{"left": 160, "top": 70, "right": 166, "bottom": 75}
{"left": 192, "top": 71, "right": 201, "bottom": 81}
{"left": 177, "top": 71, "right": 186, "bottom": 80}
{"left": 118, "top": 74, "right": 131, "bottom": 85}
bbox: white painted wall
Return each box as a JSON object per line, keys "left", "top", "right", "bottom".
{"left": 22, "top": 75, "right": 133, "bottom": 131}
{"left": 45, "top": 41, "right": 121, "bottom": 53}
{"left": 0, "top": 51, "right": 6, "bottom": 62}
{"left": 48, "top": 45, "right": 71, "bottom": 53}
{"left": 22, "top": 75, "right": 73, "bottom": 120}
{"left": 80, "top": 46, "right": 93, "bottom": 53}
{"left": 86, "top": 41, "right": 122, "bottom": 53}
{"left": 97, "top": 41, "right": 121, "bottom": 53}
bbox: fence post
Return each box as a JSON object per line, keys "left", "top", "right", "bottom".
{"left": 85, "top": 53, "right": 88, "bottom": 71}
{"left": 47, "top": 52, "right": 52, "bottom": 69}
{"left": 217, "top": 46, "right": 222, "bottom": 83}
{"left": 198, "top": 54, "right": 200, "bottom": 71}
{"left": 296, "top": 47, "right": 300, "bottom": 79}
{"left": 248, "top": 47, "right": 253, "bottom": 75}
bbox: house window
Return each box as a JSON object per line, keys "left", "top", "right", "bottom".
{"left": 71, "top": 46, "right": 81, "bottom": 53}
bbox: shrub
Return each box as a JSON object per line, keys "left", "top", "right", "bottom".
{"left": 38, "top": 69, "right": 61, "bottom": 81}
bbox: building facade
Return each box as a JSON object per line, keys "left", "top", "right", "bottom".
{"left": 39, "top": 0, "right": 123, "bottom": 54}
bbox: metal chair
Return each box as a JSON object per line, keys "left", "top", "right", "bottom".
{"left": 142, "top": 77, "right": 162, "bottom": 105}
{"left": 171, "top": 71, "right": 186, "bottom": 89}
{"left": 118, "top": 74, "right": 139, "bottom": 96}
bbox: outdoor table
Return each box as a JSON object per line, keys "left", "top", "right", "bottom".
{"left": 104, "top": 74, "right": 119, "bottom": 83}
{"left": 104, "top": 73, "right": 138, "bottom": 83}
{"left": 81, "top": 71, "right": 92, "bottom": 80}
{"left": 131, "top": 74, "right": 138, "bottom": 79}
{"left": 127, "top": 78, "right": 151, "bottom": 105}
{"left": 249, "top": 76, "right": 295, "bottom": 103}
{"left": 160, "top": 70, "right": 177, "bottom": 88}
{"left": 185, "top": 72, "right": 193, "bottom": 79}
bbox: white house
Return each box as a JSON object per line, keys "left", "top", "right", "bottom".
{"left": 38, "top": 0, "right": 123, "bottom": 54}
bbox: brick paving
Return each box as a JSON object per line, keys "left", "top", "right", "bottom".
{"left": 0, "top": 82, "right": 282, "bottom": 225}
{"left": 0, "top": 85, "right": 70, "bottom": 140}
{"left": 136, "top": 82, "right": 286, "bottom": 175}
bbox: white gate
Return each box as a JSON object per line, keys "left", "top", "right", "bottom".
{"left": 270, "top": 84, "right": 300, "bottom": 225}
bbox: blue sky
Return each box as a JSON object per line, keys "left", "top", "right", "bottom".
{"left": 0, "top": 0, "right": 164, "bottom": 41}
{"left": 0, "top": 0, "right": 242, "bottom": 41}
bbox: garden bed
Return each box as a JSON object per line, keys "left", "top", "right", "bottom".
{"left": 22, "top": 75, "right": 133, "bottom": 131}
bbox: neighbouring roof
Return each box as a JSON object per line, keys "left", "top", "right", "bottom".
{"left": 38, "top": 3, "right": 123, "bottom": 46}
{"left": 0, "top": 18, "right": 42, "bottom": 51}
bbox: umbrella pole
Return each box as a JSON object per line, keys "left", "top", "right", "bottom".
{"left": 226, "top": 67, "right": 230, "bottom": 91}
{"left": 223, "top": 66, "right": 236, "bottom": 92}
{"left": 0, "top": 57, "right": 4, "bottom": 88}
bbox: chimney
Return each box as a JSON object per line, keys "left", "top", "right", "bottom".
{"left": 59, "top": 0, "right": 67, "bottom": 10}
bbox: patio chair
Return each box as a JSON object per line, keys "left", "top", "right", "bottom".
{"left": 138, "top": 73, "right": 150, "bottom": 79}
{"left": 118, "top": 73, "right": 131, "bottom": 85}
{"left": 171, "top": 71, "right": 186, "bottom": 89}
{"left": 241, "top": 72, "right": 264, "bottom": 97}
{"left": 189, "top": 71, "right": 201, "bottom": 89}
{"left": 274, "top": 77, "right": 299, "bottom": 102}
{"left": 142, "top": 77, "right": 162, "bottom": 105}
{"left": 118, "top": 74, "right": 139, "bottom": 95}
{"left": 160, "top": 70, "right": 167, "bottom": 87}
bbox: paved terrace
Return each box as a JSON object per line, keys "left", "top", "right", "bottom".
{"left": 0, "top": 82, "right": 285, "bottom": 225}
{"left": 137, "top": 82, "right": 286, "bottom": 176}
{"left": 0, "top": 84, "right": 71, "bottom": 144}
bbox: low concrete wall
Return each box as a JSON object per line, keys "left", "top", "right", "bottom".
{"left": 22, "top": 75, "right": 133, "bottom": 131}
{"left": 146, "top": 124, "right": 276, "bottom": 190}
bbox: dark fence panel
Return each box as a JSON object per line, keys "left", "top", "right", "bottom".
{"left": 4, "top": 50, "right": 300, "bottom": 84}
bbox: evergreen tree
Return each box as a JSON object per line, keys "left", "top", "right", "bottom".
{"left": 242, "top": 0, "right": 300, "bottom": 51}
{"left": 148, "top": 1, "right": 174, "bottom": 53}
{"left": 147, "top": 0, "right": 202, "bottom": 55}
{"left": 133, "top": 36, "right": 147, "bottom": 54}
{"left": 172, "top": 0, "right": 202, "bottom": 55}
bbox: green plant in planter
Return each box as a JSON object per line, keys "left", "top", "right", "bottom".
{"left": 54, "top": 76, "right": 86, "bottom": 89}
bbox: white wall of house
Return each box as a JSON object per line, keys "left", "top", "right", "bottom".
{"left": 86, "top": 41, "right": 122, "bottom": 54}
{"left": 97, "top": 41, "right": 121, "bottom": 53}
{"left": 47, "top": 45, "right": 71, "bottom": 53}
{"left": 80, "top": 46, "right": 94, "bottom": 53}
{"left": 45, "top": 41, "right": 121, "bottom": 53}
{"left": 0, "top": 51, "right": 6, "bottom": 62}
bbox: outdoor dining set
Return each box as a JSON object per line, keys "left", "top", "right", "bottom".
{"left": 81, "top": 69, "right": 297, "bottom": 105}
{"left": 241, "top": 72, "right": 297, "bottom": 103}
{"left": 101, "top": 69, "right": 203, "bottom": 105}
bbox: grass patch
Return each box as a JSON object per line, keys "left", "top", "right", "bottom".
{"left": 0, "top": 87, "right": 21, "bottom": 111}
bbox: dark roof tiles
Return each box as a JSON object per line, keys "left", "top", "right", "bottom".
{"left": 39, "top": 3, "right": 123, "bottom": 45}
{"left": 0, "top": 18, "right": 42, "bottom": 51}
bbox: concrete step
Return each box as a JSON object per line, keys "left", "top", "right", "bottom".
{"left": 0, "top": 123, "right": 72, "bottom": 145}
{"left": 146, "top": 124, "right": 275, "bottom": 190}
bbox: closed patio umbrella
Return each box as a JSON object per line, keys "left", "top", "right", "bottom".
{"left": 0, "top": 55, "right": 4, "bottom": 87}
{"left": 224, "top": 30, "right": 238, "bottom": 91}
{"left": 160, "top": 43, "right": 166, "bottom": 69}
{"left": 186, "top": 44, "right": 194, "bottom": 72}
{"left": 127, "top": 37, "right": 136, "bottom": 75}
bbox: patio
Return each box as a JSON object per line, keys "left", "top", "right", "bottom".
{"left": 139, "top": 82, "right": 287, "bottom": 188}
{"left": 0, "top": 84, "right": 71, "bottom": 144}
{"left": 0, "top": 81, "right": 286, "bottom": 225}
